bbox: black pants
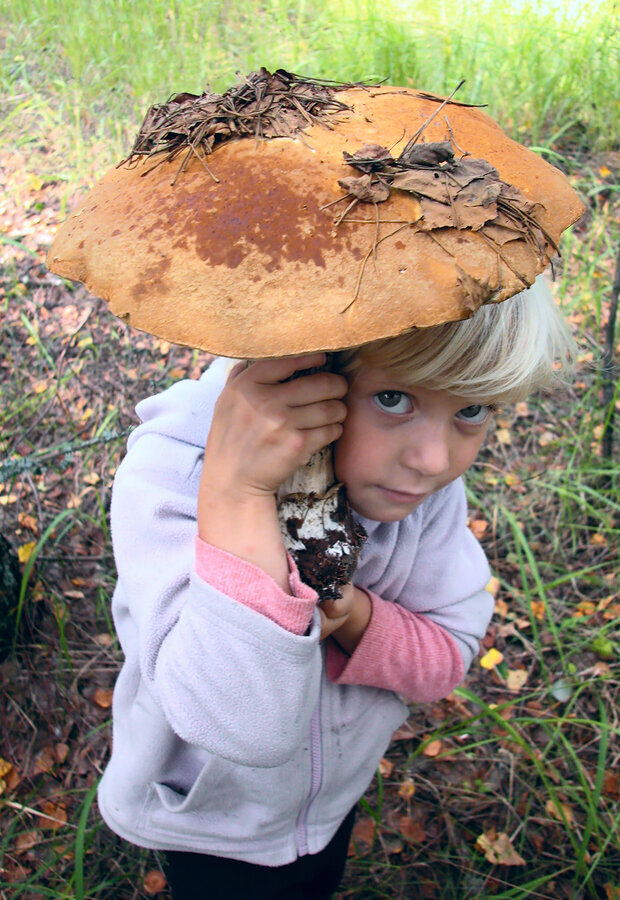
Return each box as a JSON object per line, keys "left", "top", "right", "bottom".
{"left": 164, "top": 806, "right": 356, "bottom": 900}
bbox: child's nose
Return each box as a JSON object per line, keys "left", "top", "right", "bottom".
{"left": 400, "top": 423, "right": 451, "bottom": 478}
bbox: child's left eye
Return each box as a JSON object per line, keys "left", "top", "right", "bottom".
{"left": 455, "top": 404, "right": 492, "bottom": 425}
{"left": 373, "top": 391, "right": 412, "bottom": 414}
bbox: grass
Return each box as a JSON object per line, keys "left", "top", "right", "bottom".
{"left": 0, "top": 0, "right": 618, "bottom": 179}
{"left": 0, "top": 1, "right": 619, "bottom": 898}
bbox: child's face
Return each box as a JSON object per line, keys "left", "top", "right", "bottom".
{"left": 333, "top": 367, "right": 493, "bottom": 522}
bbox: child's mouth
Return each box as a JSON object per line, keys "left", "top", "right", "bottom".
{"left": 378, "top": 487, "right": 428, "bottom": 504}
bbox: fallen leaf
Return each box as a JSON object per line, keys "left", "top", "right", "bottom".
{"left": 399, "top": 816, "right": 425, "bottom": 843}
{"left": 530, "top": 600, "right": 545, "bottom": 621}
{"left": 495, "top": 598, "right": 509, "bottom": 618}
{"left": 602, "top": 770, "right": 619, "bottom": 799}
{"left": 476, "top": 829, "right": 525, "bottom": 865}
{"left": 515, "top": 401, "right": 529, "bottom": 417}
{"left": 18, "top": 541, "right": 37, "bottom": 564}
{"left": 545, "top": 798, "right": 574, "bottom": 825}
{"left": 506, "top": 669, "right": 528, "bottom": 692}
{"left": 379, "top": 757, "right": 394, "bottom": 777}
{"left": 486, "top": 576, "right": 501, "bottom": 597}
{"left": 539, "top": 430, "right": 556, "bottom": 447}
{"left": 469, "top": 518, "right": 488, "bottom": 539}
{"left": 422, "top": 739, "right": 442, "bottom": 757}
{"left": 143, "top": 870, "right": 168, "bottom": 895}
{"left": 55, "top": 743, "right": 70, "bottom": 764}
{"left": 17, "top": 513, "right": 39, "bottom": 533}
{"left": 94, "top": 633, "right": 115, "bottom": 648}
{"left": 599, "top": 165, "right": 611, "bottom": 178}
{"left": 38, "top": 798, "right": 67, "bottom": 830}
{"left": 92, "top": 687, "right": 114, "bottom": 709}
{"left": 573, "top": 601, "right": 596, "bottom": 617}
{"left": 32, "top": 745, "right": 57, "bottom": 776}
{"left": 480, "top": 648, "right": 504, "bottom": 669}
{"left": 349, "top": 817, "right": 377, "bottom": 856}
{"left": 496, "top": 427, "right": 511, "bottom": 446}
{"left": 15, "top": 830, "right": 42, "bottom": 853}
{"left": 398, "top": 778, "right": 416, "bottom": 801}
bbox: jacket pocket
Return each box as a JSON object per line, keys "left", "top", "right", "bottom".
{"left": 150, "top": 750, "right": 308, "bottom": 842}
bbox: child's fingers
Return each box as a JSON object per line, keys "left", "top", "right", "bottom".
{"left": 319, "top": 607, "right": 350, "bottom": 640}
{"left": 289, "top": 398, "right": 347, "bottom": 432}
{"left": 251, "top": 353, "right": 328, "bottom": 385}
{"left": 280, "top": 370, "right": 348, "bottom": 408}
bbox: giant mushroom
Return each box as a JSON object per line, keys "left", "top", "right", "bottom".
{"left": 47, "top": 68, "right": 584, "bottom": 598}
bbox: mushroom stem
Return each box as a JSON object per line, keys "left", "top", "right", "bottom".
{"left": 276, "top": 446, "right": 366, "bottom": 602}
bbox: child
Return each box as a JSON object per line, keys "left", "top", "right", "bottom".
{"left": 98, "top": 275, "right": 573, "bottom": 899}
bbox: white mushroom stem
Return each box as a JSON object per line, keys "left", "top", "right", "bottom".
{"left": 276, "top": 447, "right": 366, "bottom": 602}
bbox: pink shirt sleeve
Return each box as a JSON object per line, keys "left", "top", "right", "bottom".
{"left": 325, "top": 589, "right": 465, "bottom": 703}
{"left": 194, "top": 536, "right": 317, "bottom": 635}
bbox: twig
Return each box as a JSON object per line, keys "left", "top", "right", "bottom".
{"left": 1, "top": 799, "right": 78, "bottom": 829}
{"left": 601, "top": 245, "right": 620, "bottom": 461}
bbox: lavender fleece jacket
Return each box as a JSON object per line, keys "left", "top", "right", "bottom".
{"left": 97, "top": 357, "right": 494, "bottom": 864}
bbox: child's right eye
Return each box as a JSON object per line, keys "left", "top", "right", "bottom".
{"left": 373, "top": 391, "right": 412, "bottom": 414}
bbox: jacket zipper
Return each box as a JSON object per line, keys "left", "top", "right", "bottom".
{"left": 294, "top": 680, "right": 323, "bottom": 856}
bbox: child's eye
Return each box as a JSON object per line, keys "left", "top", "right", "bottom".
{"left": 455, "top": 404, "right": 493, "bottom": 425}
{"left": 373, "top": 391, "right": 412, "bottom": 414}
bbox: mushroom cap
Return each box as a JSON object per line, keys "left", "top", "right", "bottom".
{"left": 47, "top": 79, "right": 584, "bottom": 358}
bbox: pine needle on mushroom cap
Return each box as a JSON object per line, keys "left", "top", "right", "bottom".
{"left": 47, "top": 68, "right": 585, "bottom": 359}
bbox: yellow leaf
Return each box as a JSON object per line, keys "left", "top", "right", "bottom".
{"left": 573, "top": 601, "right": 596, "bottom": 618}
{"left": 398, "top": 778, "right": 416, "bottom": 800}
{"left": 530, "top": 600, "right": 545, "bottom": 621}
{"left": 515, "top": 401, "right": 529, "bottom": 417}
{"left": 83, "top": 472, "right": 101, "bottom": 485}
{"left": 0, "top": 759, "right": 12, "bottom": 778}
{"left": 33, "top": 379, "right": 49, "bottom": 394}
{"left": 496, "top": 427, "right": 511, "bottom": 445}
{"left": 506, "top": 669, "right": 528, "bottom": 692}
{"left": 480, "top": 648, "right": 504, "bottom": 669}
{"left": 599, "top": 165, "right": 611, "bottom": 178}
{"left": 18, "top": 541, "right": 37, "bottom": 564}
{"left": 486, "top": 576, "right": 501, "bottom": 597}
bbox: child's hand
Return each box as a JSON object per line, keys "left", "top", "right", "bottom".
{"left": 197, "top": 353, "right": 348, "bottom": 591}
{"left": 202, "top": 353, "right": 348, "bottom": 501}
{"left": 319, "top": 584, "right": 372, "bottom": 653}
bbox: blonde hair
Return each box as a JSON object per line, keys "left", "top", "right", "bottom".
{"left": 334, "top": 275, "right": 575, "bottom": 404}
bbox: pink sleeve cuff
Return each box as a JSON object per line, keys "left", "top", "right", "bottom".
{"left": 326, "top": 590, "right": 465, "bottom": 702}
{"left": 194, "top": 536, "right": 317, "bottom": 635}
